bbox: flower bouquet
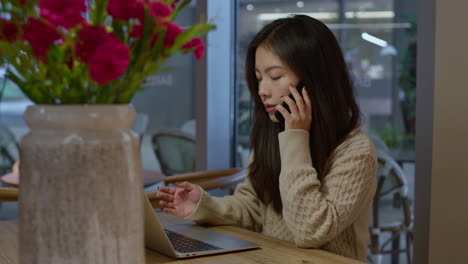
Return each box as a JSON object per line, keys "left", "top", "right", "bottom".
{"left": 0, "top": 1, "right": 214, "bottom": 263}
{"left": 0, "top": 0, "right": 214, "bottom": 104}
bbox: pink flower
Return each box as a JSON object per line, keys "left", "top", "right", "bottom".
{"left": 76, "top": 24, "right": 114, "bottom": 63}
{"left": 131, "top": 1, "right": 146, "bottom": 23}
{"left": 130, "top": 24, "right": 143, "bottom": 39}
{"left": 39, "top": 0, "right": 86, "bottom": 29}
{"left": 182, "top": 37, "right": 205, "bottom": 60}
{"left": 182, "top": 37, "right": 202, "bottom": 49}
{"left": 194, "top": 44, "right": 205, "bottom": 61}
{"left": 148, "top": 1, "right": 172, "bottom": 19}
{"left": 171, "top": 0, "right": 181, "bottom": 8}
{"left": 163, "top": 22, "right": 183, "bottom": 48}
{"left": 107, "top": 0, "right": 143, "bottom": 21}
{"left": 0, "top": 19, "right": 20, "bottom": 42}
{"left": 88, "top": 39, "right": 130, "bottom": 85}
{"left": 23, "top": 17, "right": 62, "bottom": 57}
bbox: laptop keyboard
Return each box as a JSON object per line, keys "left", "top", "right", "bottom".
{"left": 164, "top": 229, "right": 223, "bottom": 253}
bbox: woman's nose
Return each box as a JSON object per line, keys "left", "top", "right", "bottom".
{"left": 258, "top": 82, "right": 271, "bottom": 97}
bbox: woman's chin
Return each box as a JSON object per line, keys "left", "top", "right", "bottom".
{"left": 269, "top": 113, "right": 280, "bottom": 123}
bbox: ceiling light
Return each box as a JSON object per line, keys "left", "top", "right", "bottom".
{"left": 361, "top": 32, "right": 388, "bottom": 47}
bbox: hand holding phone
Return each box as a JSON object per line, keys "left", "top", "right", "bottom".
{"left": 274, "top": 82, "right": 305, "bottom": 126}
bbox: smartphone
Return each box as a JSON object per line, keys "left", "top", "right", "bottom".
{"left": 274, "top": 81, "right": 305, "bottom": 126}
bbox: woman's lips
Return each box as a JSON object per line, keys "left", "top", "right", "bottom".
{"left": 265, "top": 105, "right": 276, "bottom": 112}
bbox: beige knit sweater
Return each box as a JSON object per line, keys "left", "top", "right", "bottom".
{"left": 185, "top": 127, "right": 377, "bottom": 262}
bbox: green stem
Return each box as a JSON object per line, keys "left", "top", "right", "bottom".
{"left": 91, "top": 0, "right": 109, "bottom": 26}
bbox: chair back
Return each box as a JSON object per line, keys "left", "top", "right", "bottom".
{"left": 368, "top": 150, "right": 413, "bottom": 263}
{"left": 372, "top": 150, "right": 411, "bottom": 228}
{"left": 0, "top": 124, "right": 18, "bottom": 175}
{"left": 152, "top": 129, "right": 195, "bottom": 176}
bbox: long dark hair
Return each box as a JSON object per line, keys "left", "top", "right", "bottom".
{"left": 246, "top": 15, "right": 361, "bottom": 214}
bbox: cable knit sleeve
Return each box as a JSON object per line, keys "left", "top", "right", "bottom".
{"left": 278, "top": 129, "right": 377, "bottom": 248}
{"left": 184, "top": 155, "right": 263, "bottom": 232}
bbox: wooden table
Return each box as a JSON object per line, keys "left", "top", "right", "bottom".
{"left": 0, "top": 213, "right": 363, "bottom": 264}
{"left": 0, "top": 170, "right": 164, "bottom": 188}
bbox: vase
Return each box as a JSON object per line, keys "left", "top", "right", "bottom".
{"left": 18, "top": 105, "right": 144, "bottom": 264}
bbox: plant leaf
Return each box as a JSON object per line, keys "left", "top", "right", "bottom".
{"left": 169, "top": 23, "right": 215, "bottom": 54}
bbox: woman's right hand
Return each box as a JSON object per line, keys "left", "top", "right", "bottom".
{"left": 155, "top": 182, "right": 201, "bottom": 217}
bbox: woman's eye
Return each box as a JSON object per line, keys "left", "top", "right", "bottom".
{"left": 271, "top": 76, "right": 281, "bottom": 81}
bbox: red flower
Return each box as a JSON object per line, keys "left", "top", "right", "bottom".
{"left": 0, "top": 19, "right": 20, "bottom": 42}
{"left": 19, "top": 0, "right": 27, "bottom": 4}
{"left": 171, "top": 0, "right": 181, "bottom": 8}
{"left": 149, "top": 1, "right": 172, "bottom": 19}
{"left": 107, "top": 0, "right": 143, "bottom": 21}
{"left": 88, "top": 39, "right": 130, "bottom": 85}
{"left": 131, "top": 1, "right": 146, "bottom": 23}
{"left": 163, "top": 22, "right": 183, "bottom": 48}
{"left": 182, "top": 37, "right": 202, "bottom": 49}
{"left": 194, "top": 44, "right": 205, "bottom": 61}
{"left": 23, "top": 17, "right": 62, "bottom": 57}
{"left": 39, "top": 0, "right": 86, "bottom": 29}
{"left": 182, "top": 37, "right": 205, "bottom": 60}
{"left": 76, "top": 24, "right": 114, "bottom": 63}
{"left": 130, "top": 24, "right": 143, "bottom": 39}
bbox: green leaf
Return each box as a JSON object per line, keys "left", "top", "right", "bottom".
{"left": 5, "top": 70, "right": 25, "bottom": 89}
{"left": 150, "top": 28, "right": 167, "bottom": 60}
{"left": 169, "top": 23, "right": 216, "bottom": 53}
{"left": 169, "top": 0, "right": 191, "bottom": 21}
{"left": 91, "top": 0, "right": 109, "bottom": 26}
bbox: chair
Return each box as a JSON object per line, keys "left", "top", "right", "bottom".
{"left": 0, "top": 124, "right": 19, "bottom": 176}
{"left": 368, "top": 151, "right": 413, "bottom": 264}
{"left": 369, "top": 133, "right": 390, "bottom": 153}
{"left": 152, "top": 129, "right": 196, "bottom": 176}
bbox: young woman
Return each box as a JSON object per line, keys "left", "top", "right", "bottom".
{"left": 156, "top": 15, "right": 377, "bottom": 261}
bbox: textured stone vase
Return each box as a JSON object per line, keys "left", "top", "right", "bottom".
{"left": 19, "top": 105, "right": 144, "bottom": 264}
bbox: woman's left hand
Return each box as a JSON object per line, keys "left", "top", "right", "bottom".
{"left": 275, "top": 85, "right": 312, "bottom": 131}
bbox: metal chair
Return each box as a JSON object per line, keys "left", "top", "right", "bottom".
{"left": 151, "top": 128, "right": 245, "bottom": 194}
{"left": 152, "top": 129, "right": 196, "bottom": 176}
{"left": 0, "top": 123, "right": 18, "bottom": 176}
{"left": 368, "top": 151, "right": 413, "bottom": 264}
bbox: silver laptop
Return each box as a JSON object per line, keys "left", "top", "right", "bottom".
{"left": 143, "top": 192, "right": 259, "bottom": 258}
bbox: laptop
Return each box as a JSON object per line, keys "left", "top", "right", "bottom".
{"left": 143, "top": 192, "right": 260, "bottom": 258}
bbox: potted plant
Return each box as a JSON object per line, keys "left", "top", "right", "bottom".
{"left": 0, "top": 0, "right": 214, "bottom": 263}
